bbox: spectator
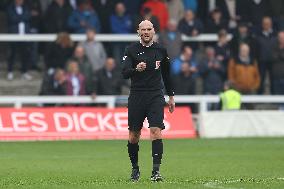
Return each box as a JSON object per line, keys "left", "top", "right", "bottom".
{"left": 199, "top": 46, "right": 225, "bottom": 94}
{"left": 216, "top": 0, "right": 244, "bottom": 30}
{"left": 72, "top": 45, "right": 94, "bottom": 95}
{"left": 65, "top": 59, "right": 86, "bottom": 96}
{"left": 167, "top": 0, "right": 184, "bottom": 23}
{"left": 43, "top": 0, "right": 73, "bottom": 33}
{"left": 6, "top": 0, "right": 33, "bottom": 81}
{"left": 171, "top": 46, "right": 197, "bottom": 75}
{"left": 68, "top": 0, "right": 100, "bottom": 33}
{"left": 178, "top": 9, "right": 203, "bottom": 36}
{"left": 230, "top": 23, "right": 257, "bottom": 58}
{"left": 134, "top": 7, "right": 160, "bottom": 33}
{"left": 247, "top": 0, "right": 271, "bottom": 30}
{"left": 205, "top": 8, "right": 228, "bottom": 33}
{"left": 80, "top": 28, "right": 106, "bottom": 72}
{"left": 45, "top": 32, "right": 74, "bottom": 73}
{"left": 269, "top": 0, "right": 284, "bottom": 30}
{"left": 91, "top": 0, "right": 116, "bottom": 33}
{"left": 256, "top": 16, "right": 277, "bottom": 94}
{"left": 159, "top": 19, "right": 182, "bottom": 60}
{"left": 94, "top": 58, "right": 124, "bottom": 95}
{"left": 39, "top": 68, "right": 66, "bottom": 95}
{"left": 141, "top": 0, "right": 169, "bottom": 31}
{"left": 219, "top": 80, "right": 241, "bottom": 110}
{"left": 228, "top": 43, "right": 260, "bottom": 94}
{"left": 182, "top": 0, "right": 197, "bottom": 12}
{"left": 173, "top": 61, "right": 197, "bottom": 112}
{"left": 271, "top": 31, "right": 284, "bottom": 95}
{"left": 26, "top": 0, "right": 42, "bottom": 71}
{"left": 110, "top": 2, "right": 132, "bottom": 64}
{"left": 215, "top": 30, "right": 230, "bottom": 72}
{"left": 173, "top": 62, "right": 196, "bottom": 95}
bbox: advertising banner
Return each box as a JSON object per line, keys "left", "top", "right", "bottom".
{"left": 0, "top": 107, "right": 195, "bottom": 141}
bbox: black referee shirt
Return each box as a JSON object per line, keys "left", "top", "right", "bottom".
{"left": 122, "top": 41, "right": 174, "bottom": 96}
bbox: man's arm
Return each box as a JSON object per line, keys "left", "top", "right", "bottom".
{"left": 121, "top": 47, "right": 136, "bottom": 79}
{"left": 161, "top": 50, "right": 175, "bottom": 113}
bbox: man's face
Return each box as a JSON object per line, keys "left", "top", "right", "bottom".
{"left": 86, "top": 30, "right": 95, "bottom": 41}
{"left": 138, "top": 21, "right": 155, "bottom": 44}
{"left": 74, "top": 46, "right": 85, "bottom": 59}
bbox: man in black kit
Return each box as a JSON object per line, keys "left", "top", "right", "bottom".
{"left": 122, "top": 20, "right": 175, "bottom": 182}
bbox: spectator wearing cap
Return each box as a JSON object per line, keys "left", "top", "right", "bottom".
{"left": 141, "top": 0, "right": 169, "bottom": 31}
{"left": 68, "top": 0, "right": 100, "bottom": 33}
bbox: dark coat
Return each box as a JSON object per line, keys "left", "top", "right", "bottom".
{"left": 94, "top": 68, "right": 124, "bottom": 95}
{"left": 6, "top": 3, "right": 31, "bottom": 33}
{"left": 177, "top": 18, "right": 203, "bottom": 36}
{"left": 39, "top": 74, "right": 66, "bottom": 96}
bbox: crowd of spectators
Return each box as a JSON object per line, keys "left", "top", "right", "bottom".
{"left": 1, "top": 0, "right": 284, "bottom": 98}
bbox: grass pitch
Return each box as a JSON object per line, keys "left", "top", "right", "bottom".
{"left": 0, "top": 138, "right": 283, "bottom": 189}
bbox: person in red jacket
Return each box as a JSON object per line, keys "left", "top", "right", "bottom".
{"left": 141, "top": 0, "right": 169, "bottom": 31}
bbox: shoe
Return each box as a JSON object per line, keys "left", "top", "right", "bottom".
{"left": 130, "top": 168, "right": 140, "bottom": 182}
{"left": 150, "top": 171, "right": 163, "bottom": 182}
{"left": 21, "top": 73, "right": 33, "bottom": 80}
{"left": 7, "top": 72, "right": 14, "bottom": 80}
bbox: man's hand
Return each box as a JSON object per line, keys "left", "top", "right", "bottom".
{"left": 136, "top": 62, "right": 147, "bottom": 72}
{"left": 168, "top": 96, "right": 175, "bottom": 113}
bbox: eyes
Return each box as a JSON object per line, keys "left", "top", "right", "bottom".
{"left": 141, "top": 28, "right": 152, "bottom": 32}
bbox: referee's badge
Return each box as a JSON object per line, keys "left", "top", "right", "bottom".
{"left": 155, "top": 61, "right": 161, "bottom": 69}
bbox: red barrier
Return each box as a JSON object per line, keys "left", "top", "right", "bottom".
{"left": 0, "top": 107, "right": 196, "bottom": 141}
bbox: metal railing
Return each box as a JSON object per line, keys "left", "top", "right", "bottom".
{"left": 1, "top": 95, "right": 284, "bottom": 112}
{"left": 0, "top": 33, "right": 232, "bottom": 42}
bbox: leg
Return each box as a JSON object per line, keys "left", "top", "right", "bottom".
{"left": 128, "top": 130, "right": 141, "bottom": 169}
{"left": 150, "top": 127, "right": 163, "bottom": 171}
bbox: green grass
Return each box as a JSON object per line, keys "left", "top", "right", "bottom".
{"left": 0, "top": 138, "right": 283, "bottom": 189}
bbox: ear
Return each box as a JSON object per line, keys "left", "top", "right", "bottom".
{"left": 137, "top": 29, "right": 140, "bottom": 37}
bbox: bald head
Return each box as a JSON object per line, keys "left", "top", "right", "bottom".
{"left": 137, "top": 20, "right": 155, "bottom": 45}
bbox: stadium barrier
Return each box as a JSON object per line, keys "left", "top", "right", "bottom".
{"left": 0, "top": 107, "right": 195, "bottom": 141}
{"left": 200, "top": 111, "right": 284, "bottom": 138}
{"left": 0, "top": 33, "right": 232, "bottom": 42}
{"left": 0, "top": 95, "right": 284, "bottom": 140}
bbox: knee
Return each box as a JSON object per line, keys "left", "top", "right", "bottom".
{"left": 129, "top": 131, "right": 141, "bottom": 143}
{"left": 150, "top": 128, "right": 162, "bottom": 140}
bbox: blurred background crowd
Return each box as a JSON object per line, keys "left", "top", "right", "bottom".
{"left": 0, "top": 0, "right": 284, "bottom": 99}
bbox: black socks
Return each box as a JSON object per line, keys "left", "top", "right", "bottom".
{"left": 127, "top": 141, "right": 139, "bottom": 169}
{"left": 152, "top": 139, "right": 163, "bottom": 172}
{"left": 128, "top": 139, "right": 163, "bottom": 172}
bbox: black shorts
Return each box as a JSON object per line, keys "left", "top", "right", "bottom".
{"left": 128, "top": 90, "right": 166, "bottom": 131}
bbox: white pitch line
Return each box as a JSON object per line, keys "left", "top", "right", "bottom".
{"left": 203, "top": 179, "right": 244, "bottom": 189}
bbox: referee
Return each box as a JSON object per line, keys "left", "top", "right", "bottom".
{"left": 122, "top": 20, "right": 175, "bottom": 182}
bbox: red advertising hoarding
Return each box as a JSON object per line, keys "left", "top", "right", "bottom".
{"left": 0, "top": 107, "right": 196, "bottom": 141}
